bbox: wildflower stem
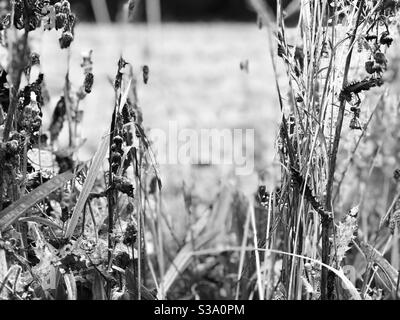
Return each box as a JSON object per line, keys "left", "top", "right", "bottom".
{"left": 322, "top": 0, "right": 365, "bottom": 300}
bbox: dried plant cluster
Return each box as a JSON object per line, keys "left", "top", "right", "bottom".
{"left": 249, "top": 0, "right": 400, "bottom": 300}
{"left": 0, "top": 0, "right": 161, "bottom": 300}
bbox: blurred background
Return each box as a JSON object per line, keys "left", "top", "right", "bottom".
{"left": 35, "top": 0, "right": 299, "bottom": 238}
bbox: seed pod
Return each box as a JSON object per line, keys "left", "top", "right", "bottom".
{"left": 49, "top": 96, "right": 66, "bottom": 142}
{"left": 113, "top": 175, "right": 134, "bottom": 197}
{"left": 55, "top": 13, "right": 67, "bottom": 30}
{"left": 32, "top": 115, "right": 42, "bottom": 131}
{"left": 55, "top": 154, "right": 74, "bottom": 173}
{"left": 121, "top": 103, "right": 132, "bottom": 124}
{"left": 149, "top": 176, "right": 160, "bottom": 194}
{"left": 113, "top": 135, "right": 123, "bottom": 147}
{"left": 380, "top": 31, "right": 393, "bottom": 47}
{"left": 61, "top": 0, "right": 71, "bottom": 14}
{"left": 54, "top": 2, "right": 62, "bottom": 14}
{"left": 84, "top": 72, "right": 94, "bottom": 93}
{"left": 142, "top": 65, "right": 149, "bottom": 84}
{"left": 123, "top": 224, "right": 137, "bottom": 246}
{"left": 374, "top": 52, "right": 387, "bottom": 67}
{"left": 351, "top": 107, "right": 360, "bottom": 118}
{"left": 257, "top": 185, "right": 269, "bottom": 205}
{"left": 111, "top": 152, "right": 122, "bottom": 164}
{"left": 349, "top": 117, "right": 362, "bottom": 130}
{"left": 126, "top": 201, "right": 134, "bottom": 213}
{"left": 365, "top": 61, "right": 375, "bottom": 74}
{"left": 5, "top": 140, "right": 19, "bottom": 153}
{"left": 114, "top": 252, "right": 130, "bottom": 269}
{"left": 59, "top": 31, "right": 74, "bottom": 49}
{"left": 30, "top": 53, "right": 40, "bottom": 66}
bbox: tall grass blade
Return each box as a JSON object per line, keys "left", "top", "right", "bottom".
{"left": 0, "top": 171, "right": 76, "bottom": 232}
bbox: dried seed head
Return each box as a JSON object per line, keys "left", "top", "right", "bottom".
{"left": 61, "top": 0, "right": 71, "bottom": 14}
{"left": 350, "top": 106, "right": 360, "bottom": 118}
{"left": 111, "top": 152, "right": 122, "bottom": 164}
{"left": 55, "top": 154, "right": 74, "bottom": 173}
{"left": 113, "top": 175, "right": 134, "bottom": 197}
{"left": 149, "top": 177, "right": 157, "bottom": 194}
{"left": 374, "top": 52, "right": 387, "bottom": 66}
{"left": 257, "top": 185, "right": 269, "bottom": 205}
{"left": 30, "top": 53, "right": 40, "bottom": 66}
{"left": 59, "top": 31, "right": 74, "bottom": 49}
{"left": 123, "top": 224, "right": 137, "bottom": 246}
{"left": 142, "top": 65, "right": 149, "bottom": 84}
{"left": 55, "top": 12, "right": 67, "bottom": 30}
{"left": 365, "top": 61, "right": 375, "bottom": 74}
{"left": 113, "top": 135, "right": 123, "bottom": 147}
{"left": 394, "top": 169, "right": 400, "bottom": 181}
{"left": 54, "top": 2, "right": 62, "bottom": 13}
{"left": 376, "top": 77, "right": 384, "bottom": 86}
{"left": 380, "top": 31, "right": 394, "bottom": 47}
{"left": 349, "top": 117, "right": 362, "bottom": 130}
{"left": 114, "top": 252, "right": 130, "bottom": 269}
{"left": 84, "top": 72, "right": 94, "bottom": 93}
{"left": 5, "top": 140, "right": 18, "bottom": 153}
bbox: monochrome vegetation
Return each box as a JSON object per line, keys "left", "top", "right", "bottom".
{"left": 0, "top": 0, "right": 400, "bottom": 300}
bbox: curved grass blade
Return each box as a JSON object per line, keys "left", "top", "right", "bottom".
{"left": 0, "top": 171, "right": 75, "bottom": 232}
{"left": 18, "top": 216, "right": 63, "bottom": 230}
{"left": 65, "top": 133, "right": 109, "bottom": 238}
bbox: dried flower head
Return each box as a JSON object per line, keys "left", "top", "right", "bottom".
{"left": 59, "top": 31, "right": 73, "bottom": 49}
{"left": 83, "top": 72, "right": 94, "bottom": 93}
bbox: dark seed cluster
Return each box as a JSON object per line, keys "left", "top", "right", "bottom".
{"left": 123, "top": 223, "right": 137, "bottom": 246}
{"left": 142, "top": 65, "right": 149, "bottom": 84}
{"left": 49, "top": 96, "right": 66, "bottom": 142}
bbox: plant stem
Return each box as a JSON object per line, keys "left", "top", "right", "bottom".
{"left": 322, "top": 0, "right": 365, "bottom": 300}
